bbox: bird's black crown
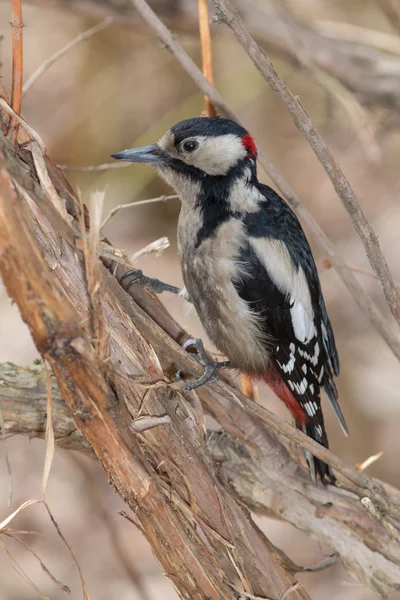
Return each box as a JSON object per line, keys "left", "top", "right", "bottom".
{"left": 171, "top": 117, "right": 248, "bottom": 146}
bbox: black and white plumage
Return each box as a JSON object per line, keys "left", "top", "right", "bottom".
{"left": 112, "top": 117, "right": 348, "bottom": 483}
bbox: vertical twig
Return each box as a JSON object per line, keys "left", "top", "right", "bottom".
{"left": 198, "top": 0, "right": 217, "bottom": 116}
{"left": 41, "top": 365, "right": 55, "bottom": 500}
{"left": 9, "top": 0, "right": 23, "bottom": 143}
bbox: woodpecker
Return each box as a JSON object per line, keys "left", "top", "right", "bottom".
{"left": 112, "top": 117, "right": 348, "bottom": 483}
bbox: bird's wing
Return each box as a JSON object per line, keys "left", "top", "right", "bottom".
{"left": 239, "top": 189, "right": 347, "bottom": 437}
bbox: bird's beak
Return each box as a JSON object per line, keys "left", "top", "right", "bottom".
{"left": 111, "top": 144, "right": 168, "bottom": 165}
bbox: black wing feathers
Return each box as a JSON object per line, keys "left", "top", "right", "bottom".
{"left": 234, "top": 185, "right": 346, "bottom": 481}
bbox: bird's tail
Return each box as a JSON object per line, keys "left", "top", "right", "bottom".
{"left": 304, "top": 422, "right": 335, "bottom": 485}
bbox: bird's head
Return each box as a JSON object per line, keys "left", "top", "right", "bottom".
{"left": 111, "top": 117, "right": 257, "bottom": 180}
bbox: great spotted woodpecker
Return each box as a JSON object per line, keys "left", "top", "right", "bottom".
{"left": 112, "top": 117, "right": 348, "bottom": 483}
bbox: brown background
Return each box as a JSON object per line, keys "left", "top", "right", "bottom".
{"left": 0, "top": 1, "right": 400, "bottom": 598}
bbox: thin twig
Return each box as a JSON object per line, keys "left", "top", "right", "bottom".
{"left": 212, "top": 0, "right": 400, "bottom": 326}
{"left": 240, "top": 374, "right": 255, "bottom": 400}
{"left": 296, "top": 553, "right": 339, "bottom": 573}
{"left": 60, "top": 161, "right": 131, "bottom": 172}
{"left": 0, "top": 537, "right": 50, "bottom": 600}
{"left": 128, "top": 0, "right": 400, "bottom": 361}
{"left": 5, "top": 533, "right": 71, "bottom": 594}
{"left": 0, "top": 98, "right": 45, "bottom": 150}
{"left": 315, "top": 20, "right": 400, "bottom": 56}
{"left": 130, "top": 236, "right": 170, "bottom": 263}
{"left": 356, "top": 451, "right": 384, "bottom": 473}
{"left": 101, "top": 194, "right": 178, "bottom": 229}
{"left": 198, "top": 0, "right": 217, "bottom": 116}
{"left": 278, "top": 0, "right": 380, "bottom": 163}
{"left": 41, "top": 364, "right": 55, "bottom": 500}
{"left": 317, "top": 258, "right": 400, "bottom": 288}
{"left": 44, "top": 502, "right": 91, "bottom": 599}
{"left": 23, "top": 18, "right": 112, "bottom": 96}
{"left": 8, "top": 0, "right": 23, "bottom": 143}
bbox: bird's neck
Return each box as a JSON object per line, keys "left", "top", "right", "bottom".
{"left": 176, "top": 161, "right": 263, "bottom": 251}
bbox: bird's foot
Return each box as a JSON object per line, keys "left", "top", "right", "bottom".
{"left": 179, "top": 338, "right": 231, "bottom": 390}
{"left": 120, "top": 269, "right": 181, "bottom": 295}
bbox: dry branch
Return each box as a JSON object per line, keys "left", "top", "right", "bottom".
{"left": 198, "top": 0, "right": 217, "bottom": 117}
{"left": 8, "top": 0, "right": 23, "bottom": 143}
{"left": 3, "top": 361, "right": 400, "bottom": 597}
{"left": 0, "top": 134, "right": 308, "bottom": 600}
{"left": 212, "top": 0, "right": 400, "bottom": 327}
{"left": 0, "top": 127, "right": 399, "bottom": 595}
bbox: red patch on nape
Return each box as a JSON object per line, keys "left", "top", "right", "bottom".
{"left": 241, "top": 134, "right": 257, "bottom": 159}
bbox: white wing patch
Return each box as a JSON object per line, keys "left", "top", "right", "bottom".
{"left": 250, "top": 237, "right": 315, "bottom": 343}
{"left": 290, "top": 301, "right": 316, "bottom": 343}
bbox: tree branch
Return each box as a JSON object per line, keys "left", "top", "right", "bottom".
{"left": 3, "top": 360, "right": 400, "bottom": 597}
{"left": 0, "top": 133, "right": 308, "bottom": 600}
{"left": 212, "top": 0, "right": 400, "bottom": 327}
{"left": 0, "top": 126, "right": 400, "bottom": 595}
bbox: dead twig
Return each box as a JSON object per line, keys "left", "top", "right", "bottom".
{"left": 278, "top": 0, "right": 380, "bottom": 163}
{"left": 296, "top": 553, "right": 339, "bottom": 573}
{"left": 23, "top": 17, "right": 112, "bottom": 96}
{"left": 41, "top": 365, "right": 55, "bottom": 499}
{"left": 356, "top": 451, "right": 384, "bottom": 473}
{"left": 4, "top": 532, "right": 71, "bottom": 594}
{"left": 317, "top": 258, "right": 400, "bottom": 288}
{"left": 101, "top": 194, "right": 178, "bottom": 229}
{"left": 60, "top": 161, "right": 132, "bottom": 172}
{"left": 212, "top": 0, "right": 400, "bottom": 327}
{"left": 8, "top": 0, "right": 23, "bottom": 143}
{"left": 44, "top": 502, "right": 91, "bottom": 599}
{"left": 0, "top": 98, "right": 45, "bottom": 150}
{"left": 130, "top": 236, "right": 170, "bottom": 263}
{"left": 315, "top": 20, "right": 400, "bottom": 56}
{"left": 198, "top": 0, "right": 217, "bottom": 116}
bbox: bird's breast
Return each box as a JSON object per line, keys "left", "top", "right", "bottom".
{"left": 178, "top": 215, "right": 270, "bottom": 372}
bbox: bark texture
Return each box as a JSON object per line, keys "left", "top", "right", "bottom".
{"left": 0, "top": 128, "right": 399, "bottom": 596}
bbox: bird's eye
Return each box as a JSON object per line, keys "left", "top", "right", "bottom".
{"left": 181, "top": 139, "right": 198, "bottom": 153}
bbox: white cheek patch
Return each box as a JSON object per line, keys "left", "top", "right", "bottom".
{"left": 184, "top": 134, "right": 247, "bottom": 176}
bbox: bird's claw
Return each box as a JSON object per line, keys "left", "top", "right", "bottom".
{"left": 179, "top": 338, "right": 230, "bottom": 390}
{"left": 120, "top": 269, "right": 181, "bottom": 295}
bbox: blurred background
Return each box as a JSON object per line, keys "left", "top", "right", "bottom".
{"left": 1, "top": 0, "right": 400, "bottom": 598}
